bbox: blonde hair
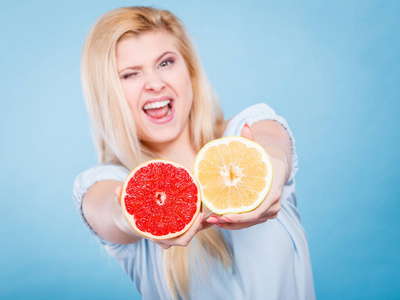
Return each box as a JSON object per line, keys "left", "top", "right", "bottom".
{"left": 82, "top": 6, "right": 224, "bottom": 168}
{"left": 81, "top": 6, "right": 232, "bottom": 299}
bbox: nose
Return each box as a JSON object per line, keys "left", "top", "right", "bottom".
{"left": 144, "top": 71, "right": 166, "bottom": 93}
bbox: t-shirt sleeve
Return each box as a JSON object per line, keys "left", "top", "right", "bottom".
{"left": 72, "top": 163, "right": 130, "bottom": 246}
{"left": 223, "top": 103, "right": 299, "bottom": 180}
{"left": 73, "top": 164, "right": 151, "bottom": 287}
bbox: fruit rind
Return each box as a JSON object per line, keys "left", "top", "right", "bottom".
{"left": 120, "top": 159, "right": 201, "bottom": 240}
{"left": 194, "top": 136, "right": 274, "bottom": 215}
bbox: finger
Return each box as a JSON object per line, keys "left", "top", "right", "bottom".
{"left": 206, "top": 214, "right": 222, "bottom": 224}
{"left": 201, "top": 203, "right": 213, "bottom": 218}
{"left": 240, "top": 123, "right": 255, "bottom": 141}
{"left": 219, "top": 220, "right": 266, "bottom": 230}
{"left": 112, "top": 200, "right": 138, "bottom": 236}
{"left": 265, "top": 198, "right": 281, "bottom": 217}
{"left": 114, "top": 186, "right": 123, "bottom": 202}
{"left": 218, "top": 195, "right": 280, "bottom": 224}
{"left": 201, "top": 220, "right": 216, "bottom": 231}
{"left": 219, "top": 209, "right": 261, "bottom": 224}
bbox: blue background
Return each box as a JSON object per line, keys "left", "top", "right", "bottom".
{"left": 1, "top": 0, "right": 399, "bottom": 299}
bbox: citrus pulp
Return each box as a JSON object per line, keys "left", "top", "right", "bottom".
{"left": 121, "top": 160, "right": 201, "bottom": 239}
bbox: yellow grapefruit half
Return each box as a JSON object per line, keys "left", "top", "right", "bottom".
{"left": 194, "top": 136, "right": 273, "bottom": 215}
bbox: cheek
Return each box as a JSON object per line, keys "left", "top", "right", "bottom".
{"left": 177, "top": 68, "right": 193, "bottom": 103}
{"left": 122, "top": 82, "right": 142, "bottom": 109}
{"left": 186, "top": 79, "right": 194, "bottom": 110}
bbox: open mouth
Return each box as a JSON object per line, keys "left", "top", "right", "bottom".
{"left": 143, "top": 99, "right": 172, "bottom": 120}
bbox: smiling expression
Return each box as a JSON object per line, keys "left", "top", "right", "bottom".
{"left": 116, "top": 30, "right": 193, "bottom": 149}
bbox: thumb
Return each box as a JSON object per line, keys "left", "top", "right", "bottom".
{"left": 114, "top": 186, "right": 123, "bottom": 204}
{"left": 241, "top": 123, "right": 255, "bottom": 141}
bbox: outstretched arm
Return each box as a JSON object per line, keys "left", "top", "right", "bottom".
{"left": 248, "top": 120, "right": 292, "bottom": 182}
{"left": 83, "top": 180, "right": 142, "bottom": 244}
{"left": 83, "top": 180, "right": 211, "bottom": 248}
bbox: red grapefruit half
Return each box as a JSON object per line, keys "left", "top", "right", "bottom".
{"left": 120, "top": 160, "right": 201, "bottom": 240}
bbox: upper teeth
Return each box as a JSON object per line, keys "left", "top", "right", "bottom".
{"left": 143, "top": 100, "right": 171, "bottom": 110}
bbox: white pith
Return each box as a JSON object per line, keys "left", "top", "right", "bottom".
{"left": 220, "top": 164, "right": 244, "bottom": 186}
{"left": 143, "top": 99, "right": 171, "bottom": 110}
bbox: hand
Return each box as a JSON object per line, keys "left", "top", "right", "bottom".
{"left": 148, "top": 212, "right": 210, "bottom": 249}
{"left": 206, "top": 123, "right": 288, "bottom": 230}
{"left": 114, "top": 187, "right": 213, "bottom": 249}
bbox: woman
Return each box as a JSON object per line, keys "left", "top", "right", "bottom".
{"left": 73, "top": 6, "right": 315, "bottom": 299}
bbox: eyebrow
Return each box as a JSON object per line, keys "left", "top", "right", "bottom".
{"left": 118, "top": 51, "right": 177, "bottom": 74}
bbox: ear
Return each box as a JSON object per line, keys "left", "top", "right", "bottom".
{"left": 240, "top": 123, "right": 255, "bottom": 141}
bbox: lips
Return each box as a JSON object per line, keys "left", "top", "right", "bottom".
{"left": 143, "top": 98, "right": 173, "bottom": 122}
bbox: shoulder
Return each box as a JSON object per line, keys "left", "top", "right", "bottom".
{"left": 223, "top": 103, "right": 281, "bottom": 136}
{"left": 75, "top": 163, "right": 130, "bottom": 184}
{"left": 223, "top": 103, "right": 299, "bottom": 178}
{"left": 73, "top": 164, "right": 130, "bottom": 201}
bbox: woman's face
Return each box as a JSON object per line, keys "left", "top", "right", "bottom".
{"left": 116, "top": 30, "right": 193, "bottom": 149}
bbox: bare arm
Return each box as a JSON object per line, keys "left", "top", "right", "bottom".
{"left": 82, "top": 180, "right": 142, "bottom": 244}
{"left": 250, "top": 120, "right": 292, "bottom": 182}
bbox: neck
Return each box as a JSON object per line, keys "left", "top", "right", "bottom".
{"left": 143, "top": 125, "right": 197, "bottom": 171}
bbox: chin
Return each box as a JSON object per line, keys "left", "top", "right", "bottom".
{"left": 140, "top": 131, "right": 181, "bottom": 146}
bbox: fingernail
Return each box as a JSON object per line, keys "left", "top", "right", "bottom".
{"left": 220, "top": 217, "right": 231, "bottom": 223}
{"left": 206, "top": 216, "right": 219, "bottom": 224}
{"left": 215, "top": 223, "right": 223, "bottom": 227}
{"left": 244, "top": 123, "right": 251, "bottom": 130}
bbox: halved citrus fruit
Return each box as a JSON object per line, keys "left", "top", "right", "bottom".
{"left": 120, "top": 160, "right": 201, "bottom": 240}
{"left": 194, "top": 136, "right": 273, "bottom": 215}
